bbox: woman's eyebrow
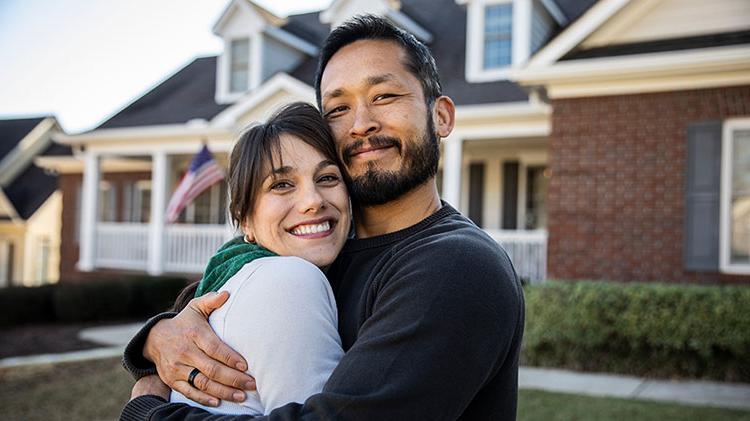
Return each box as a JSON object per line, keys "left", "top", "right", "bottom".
{"left": 316, "top": 160, "right": 337, "bottom": 172}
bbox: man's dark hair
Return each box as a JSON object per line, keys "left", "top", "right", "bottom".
{"left": 314, "top": 15, "right": 442, "bottom": 109}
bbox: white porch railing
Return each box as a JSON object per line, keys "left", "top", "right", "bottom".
{"left": 165, "top": 224, "right": 230, "bottom": 273}
{"left": 485, "top": 230, "right": 547, "bottom": 283}
{"left": 95, "top": 223, "right": 150, "bottom": 270}
{"left": 94, "top": 223, "right": 230, "bottom": 274}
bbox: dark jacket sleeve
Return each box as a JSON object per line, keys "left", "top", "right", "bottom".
{"left": 122, "top": 312, "right": 178, "bottom": 380}
{"left": 122, "top": 234, "right": 524, "bottom": 420}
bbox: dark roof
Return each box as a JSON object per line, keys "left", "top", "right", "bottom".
{"left": 563, "top": 30, "right": 750, "bottom": 60}
{"left": 97, "top": 0, "right": 606, "bottom": 130}
{"left": 3, "top": 142, "right": 61, "bottom": 220}
{"left": 97, "top": 56, "right": 231, "bottom": 129}
{"left": 0, "top": 117, "right": 47, "bottom": 160}
{"left": 554, "top": 0, "right": 599, "bottom": 22}
{"left": 39, "top": 142, "right": 73, "bottom": 157}
{"left": 282, "top": 11, "right": 330, "bottom": 46}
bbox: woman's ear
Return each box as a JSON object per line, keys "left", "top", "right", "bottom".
{"left": 241, "top": 220, "right": 255, "bottom": 243}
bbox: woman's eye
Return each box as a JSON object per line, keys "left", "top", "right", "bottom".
{"left": 270, "top": 181, "right": 293, "bottom": 190}
{"left": 318, "top": 174, "right": 340, "bottom": 184}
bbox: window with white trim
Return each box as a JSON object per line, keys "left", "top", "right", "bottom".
{"left": 483, "top": 3, "right": 513, "bottom": 69}
{"left": 722, "top": 120, "right": 750, "bottom": 273}
{"left": 230, "top": 38, "right": 250, "bottom": 93}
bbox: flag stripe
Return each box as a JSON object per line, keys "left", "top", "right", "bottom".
{"left": 165, "top": 145, "right": 225, "bottom": 223}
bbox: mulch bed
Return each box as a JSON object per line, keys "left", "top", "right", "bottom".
{"left": 0, "top": 321, "right": 135, "bottom": 359}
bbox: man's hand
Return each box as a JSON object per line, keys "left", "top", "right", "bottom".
{"left": 143, "top": 291, "right": 256, "bottom": 407}
{"left": 130, "top": 375, "right": 170, "bottom": 401}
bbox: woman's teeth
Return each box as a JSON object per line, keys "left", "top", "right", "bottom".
{"left": 291, "top": 221, "right": 331, "bottom": 235}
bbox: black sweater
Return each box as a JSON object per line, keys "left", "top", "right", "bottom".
{"left": 121, "top": 204, "right": 524, "bottom": 421}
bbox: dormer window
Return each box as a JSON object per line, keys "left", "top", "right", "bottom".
{"left": 483, "top": 3, "right": 513, "bottom": 69}
{"left": 229, "top": 38, "right": 250, "bottom": 93}
{"left": 462, "top": 0, "right": 562, "bottom": 83}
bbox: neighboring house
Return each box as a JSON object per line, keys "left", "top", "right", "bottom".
{"left": 511, "top": 0, "right": 750, "bottom": 282}
{"left": 0, "top": 116, "right": 68, "bottom": 287}
{"left": 40, "top": 0, "right": 750, "bottom": 284}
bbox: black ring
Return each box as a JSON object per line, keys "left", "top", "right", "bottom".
{"left": 187, "top": 367, "right": 201, "bottom": 388}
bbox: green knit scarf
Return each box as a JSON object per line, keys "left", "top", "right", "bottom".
{"left": 195, "top": 236, "right": 277, "bottom": 297}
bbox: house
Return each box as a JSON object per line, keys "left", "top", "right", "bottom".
{"left": 510, "top": 0, "right": 750, "bottom": 283}
{"left": 0, "top": 116, "right": 69, "bottom": 287}
{"left": 41, "top": 0, "right": 750, "bottom": 284}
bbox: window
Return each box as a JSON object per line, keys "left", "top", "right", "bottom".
{"left": 230, "top": 38, "right": 250, "bottom": 93}
{"left": 36, "top": 237, "right": 50, "bottom": 283}
{"left": 0, "top": 240, "right": 13, "bottom": 287}
{"left": 98, "top": 181, "right": 117, "bottom": 222}
{"left": 483, "top": 3, "right": 513, "bottom": 70}
{"left": 722, "top": 122, "right": 750, "bottom": 272}
{"left": 179, "top": 183, "right": 227, "bottom": 225}
{"left": 124, "top": 180, "right": 151, "bottom": 223}
{"left": 525, "top": 166, "right": 548, "bottom": 230}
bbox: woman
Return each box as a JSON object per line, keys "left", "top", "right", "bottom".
{"left": 152, "top": 102, "right": 349, "bottom": 416}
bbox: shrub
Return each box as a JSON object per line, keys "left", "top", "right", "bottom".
{"left": 522, "top": 280, "right": 750, "bottom": 381}
{"left": 0, "top": 284, "right": 56, "bottom": 326}
{"left": 0, "top": 276, "right": 188, "bottom": 326}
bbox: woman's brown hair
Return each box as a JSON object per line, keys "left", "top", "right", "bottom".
{"left": 172, "top": 102, "right": 339, "bottom": 312}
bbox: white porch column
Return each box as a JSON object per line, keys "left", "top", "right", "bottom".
{"left": 442, "top": 136, "right": 464, "bottom": 208}
{"left": 148, "top": 151, "right": 169, "bottom": 275}
{"left": 78, "top": 151, "right": 100, "bottom": 271}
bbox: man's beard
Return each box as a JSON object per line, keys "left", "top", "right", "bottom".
{"left": 343, "top": 116, "right": 439, "bottom": 206}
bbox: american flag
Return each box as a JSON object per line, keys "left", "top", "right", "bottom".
{"left": 165, "top": 144, "right": 225, "bottom": 223}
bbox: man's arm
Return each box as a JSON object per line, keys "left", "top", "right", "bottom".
{"left": 122, "top": 291, "right": 256, "bottom": 406}
{"left": 124, "top": 237, "right": 524, "bottom": 420}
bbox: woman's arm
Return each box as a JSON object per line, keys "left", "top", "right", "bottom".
{"left": 217, "top": 256, "right": 344, "bottom": 413}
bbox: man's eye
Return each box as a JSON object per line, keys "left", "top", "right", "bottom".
{"left": 324, "top": 106, "right": 347, "bottom": 119}
{"left": 374, "top": 93, "right": 398, "bottom": 101}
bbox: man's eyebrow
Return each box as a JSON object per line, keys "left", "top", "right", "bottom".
{"left": 323, "top": 88, "right": 344, "bottom": 102}
{"left": 322, "top": 73, "right": 399, "bottom": 103}
{"left": 366, "top": 73, "right": 396, "bottom": 86}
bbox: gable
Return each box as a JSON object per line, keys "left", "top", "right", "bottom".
{"left": 582, "top": 0, "right": 750, "bottom": 48}
{"left": 321, "top": 0, "right": 398, "bottom": 27}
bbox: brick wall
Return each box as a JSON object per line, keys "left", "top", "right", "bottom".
{"left": 58, "top": 171, "right": 151, "bottom": 281}
{"left": 548, "top": 85, "right": 750, "bottom": 283}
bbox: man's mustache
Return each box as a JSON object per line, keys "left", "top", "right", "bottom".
{"left": 342, "top": 136, "right": 402, "bottom": 166}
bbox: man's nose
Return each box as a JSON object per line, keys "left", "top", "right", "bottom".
{"left": 349, "top": 104, "right": 380, "bottom": 138}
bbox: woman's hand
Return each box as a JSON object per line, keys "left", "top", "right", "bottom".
{"left": 130, "top": 375, "right": 170, "bottom": 401}
{"left": 143, "top": 291, "right": 256, "bottom": 407}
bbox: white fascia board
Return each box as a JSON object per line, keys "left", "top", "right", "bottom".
{"left": 263, "top": 26, "right": 318, "bottom": 56}
{"left": 0, "top": 189, "right": 22, "bottom": 223}
{"left": 213, "top": 0, "right": 285, "bottom": 35}
{"left": 0, "top": 117, "right": 58, "bottom": 186}
{"left": 512, "top": 44, "right": 750, "bottom": 85}
{"left": 540, "top": 0, "right": 567, "bottom": 25}
{"left": 526, "top": 0, "right": 631, "bottom": 68}
{"left": 55, "top": 125, "right": 230, "bottom": 145}
{"left": 455, "top": 101, "right": 551, "bottom": 121}
{"left": 385, "top": 10, "right": 434, "bottom": 43}
{"left": 212, "top": 0, "right": 241, "bottom": 35}
{"left": 211, "top": 73, "right": 315, "bottom": 128}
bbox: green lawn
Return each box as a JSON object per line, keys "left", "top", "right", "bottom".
{"left": 1, "top": 358, "right": 748, "bottom": 420}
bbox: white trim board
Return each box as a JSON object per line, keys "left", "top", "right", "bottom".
{"left": 720, "top": 118, "right": 750, "bottom": 275}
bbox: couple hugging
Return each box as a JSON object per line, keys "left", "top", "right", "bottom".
{"left": 121, "top": 15, "right": 524, "bottom": 421}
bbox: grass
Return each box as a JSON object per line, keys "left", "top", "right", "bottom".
{"left": 1, "top": 358, "right": 749, "bottom": 420}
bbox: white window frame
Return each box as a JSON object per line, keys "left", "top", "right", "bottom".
{"left": 465, "top": 0, "right": 532, "bottom": 83}
{"left": 720, "top": 118, "right": 750, "bottom": 274}
{"left": 216, "top": 33, "right": 263, "bottom": 104}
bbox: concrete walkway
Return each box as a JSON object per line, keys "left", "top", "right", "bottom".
{"left": 1, "top": 322, "right": 749, "bottom": 411}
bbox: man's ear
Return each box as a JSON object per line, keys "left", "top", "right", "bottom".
{"left": 433, "top": 96, "right": 456, "bottom": 138}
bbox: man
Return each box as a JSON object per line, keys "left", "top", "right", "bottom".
{"left": 122, "top": 15, "right": 524, "bottom": 420}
